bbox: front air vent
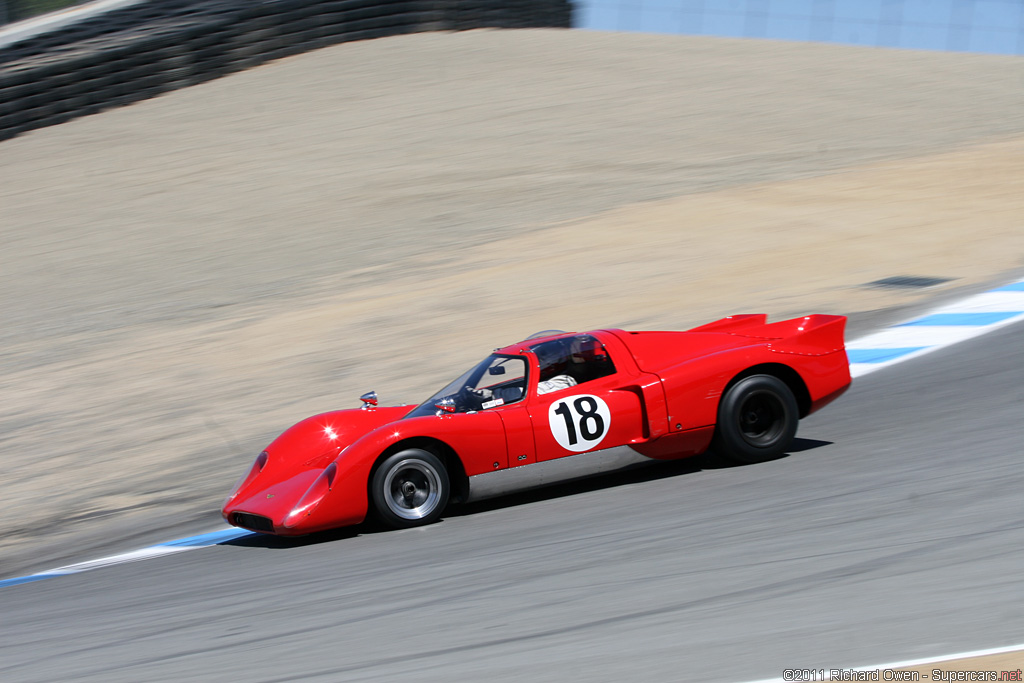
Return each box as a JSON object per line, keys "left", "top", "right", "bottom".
{"left": 233, "top": 512, "right": 274, "bottom": 533}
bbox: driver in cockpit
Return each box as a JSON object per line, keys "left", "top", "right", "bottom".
{"left": 472, "top": 340, "right": 577, "bottom": 406}
{"left": 534, "top": 341, "right": 578, "bottom": 394}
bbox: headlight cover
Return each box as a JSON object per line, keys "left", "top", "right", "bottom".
{"left": 284, "top": 462, "right": 337, "bottom": 528}
{"left": 223, "top": 451, "right": 269, "bottom": 506}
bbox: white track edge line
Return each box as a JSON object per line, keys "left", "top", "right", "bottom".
{"left": 847, "top": 279, "right": 1024, "bottom": 378}
{"left": 0, "top": 525, "right": 253, "bottom": 587}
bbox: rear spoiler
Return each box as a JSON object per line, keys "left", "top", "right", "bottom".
{"left": 689, "top": 314, "right": 847, "bottom": 355}
{"left": 687, "top": 314, "right": 768, "bottom": 333}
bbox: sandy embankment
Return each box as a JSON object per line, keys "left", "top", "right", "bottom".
{"left": 1, "top": 30, "right": 1023, "bottom": 577}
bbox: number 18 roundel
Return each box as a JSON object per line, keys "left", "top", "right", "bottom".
{"left": 548, "top": 394, "right": 611, "bottom": 453}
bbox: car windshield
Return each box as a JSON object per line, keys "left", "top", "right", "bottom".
{"left": 404, "top": 354, "right": 528, "bottom": 418}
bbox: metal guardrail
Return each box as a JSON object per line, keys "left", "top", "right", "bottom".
{"left": 0, "top": 0, "right": 572, "bottom": 141}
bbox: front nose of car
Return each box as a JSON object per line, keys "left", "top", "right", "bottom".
{"left": 224, "top": 468, "right": 324, "bottom": 532}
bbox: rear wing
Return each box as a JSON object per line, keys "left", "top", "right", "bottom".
{"left": 687, "top": 314, "right": 768, "bottom": 333}
{"left": 688, "top": 314, "right": 847, "bottom": 355}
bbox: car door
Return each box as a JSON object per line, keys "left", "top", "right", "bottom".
{"left": 496, "top": 403, "right": 537, "bottom": 467}
{"left": 434, "top": 410, "right": 513, "bottom": 474}
{"left": 459, "top": 353, "right": 536, "bottom": 470}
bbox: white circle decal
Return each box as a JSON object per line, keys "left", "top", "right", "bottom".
{"left": 548, "top": 394, "right": 611, "bottom": 452}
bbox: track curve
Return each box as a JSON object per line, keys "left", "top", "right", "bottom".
{"left": 2, "top": 318, "right": 1022, "bottom": 682}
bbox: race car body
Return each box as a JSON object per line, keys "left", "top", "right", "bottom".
{"left": 223, "top": 314, "right": 851, "bottom": 535}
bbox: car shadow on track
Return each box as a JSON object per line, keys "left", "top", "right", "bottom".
{"left": 450, "top": 437, "right": 831, "bottom": 517}
{"left": 221, "top": 437, "right": 832, "bottom": 550}
{"left": 783, "top": 437, "right": 833, "bottom": 453}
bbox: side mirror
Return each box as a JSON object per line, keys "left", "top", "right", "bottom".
{"left": 488, "top": 366, "right": 506, "bottom": 376}
{"left": 435, "top": 397, "right": 456, "bottom": 416}
{"left": 360, "top": 391, "right": 378, "bottom": 410}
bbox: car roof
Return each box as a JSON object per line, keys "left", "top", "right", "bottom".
{"left": 494, "top": 330, "right": 604, "bottom": 356}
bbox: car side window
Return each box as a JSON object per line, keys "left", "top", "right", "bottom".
{"left": 473, "top": 356, "right": 528, "bottom": 406}
{"left": 530, "top": 335, "right": 616, "bottom": 390}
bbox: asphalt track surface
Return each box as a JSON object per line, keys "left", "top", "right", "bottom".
{"left": 0, "top": 317, "right": 1021, "bottom": 681}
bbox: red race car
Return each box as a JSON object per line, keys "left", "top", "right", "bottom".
{"left": 223, "top": 315, "right": 850, "bottom": 535}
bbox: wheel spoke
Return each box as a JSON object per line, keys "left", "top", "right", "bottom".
{"left": 383, "top": 459, "right": 441, "bottom": 520}
{"left": 738, "top": 391, "right": 785, "bottom": 446}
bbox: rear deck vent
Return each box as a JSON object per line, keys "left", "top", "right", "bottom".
{"left": 233, "top": 513, "right": 274, "bottom": 533}
{"left": 866, "top": 276, "right": 953, "bottom": 289}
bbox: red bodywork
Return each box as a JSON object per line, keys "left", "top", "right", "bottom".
{"left": 223, "top": 314, "right": 851, "bottom": 535}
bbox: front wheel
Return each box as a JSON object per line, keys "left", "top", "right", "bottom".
{"left": 712, "top": 374, "right": 799, "bottom": 464}
{"left": 370, "top": 449, "right": 450, "bottom": 528}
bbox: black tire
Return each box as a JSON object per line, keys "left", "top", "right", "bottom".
{"left": 712, "top": 374, "right": 799, "bottom": 464}
{"left": 370, "top": 449, "right": 450, "bottom": 528}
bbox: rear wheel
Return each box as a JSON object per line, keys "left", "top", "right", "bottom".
{"left": 712, "top": 374, "right": 798, "bottom": 464}
{"left": 371, "top": 449, "right": 450, "bottom": 528}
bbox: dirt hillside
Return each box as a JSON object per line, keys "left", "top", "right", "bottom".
{"left": 1, "top": 29, "right": 1023, "bottom": 578}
